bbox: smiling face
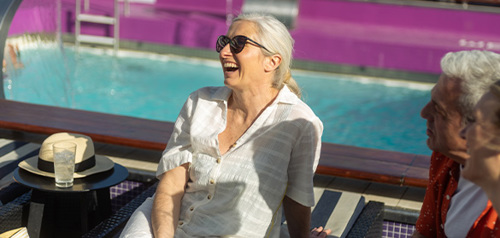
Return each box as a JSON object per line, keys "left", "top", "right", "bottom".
{"left": 420, "top": 74, "right": 469, "bottom": 163}
{"left": 218, "top": 21, "right": 275, "bottom": 92}
{"left": 461, "top": 92, "right": 500, "bottom": 185}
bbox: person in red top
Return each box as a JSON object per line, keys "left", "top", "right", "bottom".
{"left": 461, "top": 80, "right": 500, "bottom": 232}
{"left": 414, "top": 50, "right": 500, "bottom": 238}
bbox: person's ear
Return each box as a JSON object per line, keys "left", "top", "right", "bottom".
{"left": 264, "top": 54, "right": 282, "bottom": 72}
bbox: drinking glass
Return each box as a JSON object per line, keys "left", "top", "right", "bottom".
{"left": 53, "top": 141, "right": 76, "bottom": 188}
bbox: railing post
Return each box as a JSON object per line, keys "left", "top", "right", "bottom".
{"left": 75, "top": 0, "right": 81, "bottom": 51}
{"left": 124, "top": 0, "right": 130, "bottom": 17}
{"left": 0, "top": 0, "right": 23, "bottom": 99}
{"left": 226, "top": 0, "right": 233, "bottom": 27}
{"left": 56, "top": 0, "right": 62, "bottom": 46}
{"left": 114, "top": 0, "right": 119, "bottom": 55}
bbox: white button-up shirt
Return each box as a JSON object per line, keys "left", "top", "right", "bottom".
{"left": 157, "top": 86, "right": 323, "bottom": 237}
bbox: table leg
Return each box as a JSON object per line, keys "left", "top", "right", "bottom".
{"left": 26, "top": 200, "right": 44, "bottom": 238}
{"left": 25, "top": 189, "right": 112, "bottom": 238}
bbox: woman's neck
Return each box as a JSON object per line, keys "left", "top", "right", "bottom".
{"left": 477, "top": 154, "right": 500, "bottom": 213}
{"left": 228, "top": 86, "right": 279, "bottom": 121}
{"left": 484, "top": 182, "right": 500, "bottom": 213}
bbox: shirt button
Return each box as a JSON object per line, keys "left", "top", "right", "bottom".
{"left": 216, "top": 158, "right": 221, "bottom": 164}
{"left": 446, "top": 195, "right": 450, "bottom": 200}
{"left": 207, "top": 194, "right": 212, "bottom": 200}
{"left": 179, "top": 221, "right": 184, "bottom": 226}
{"left": 189, "top": 207, "right": 194, "bottom": 211}
{"left": 209, "top": 179, "right": 215, "bottom": 184}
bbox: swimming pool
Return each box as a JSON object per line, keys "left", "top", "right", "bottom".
{"left": 3, "top": 43, "right": 433, "bottom": 155}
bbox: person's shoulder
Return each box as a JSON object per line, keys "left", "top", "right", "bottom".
{"left": 286, "top": 101, "right": 323, "bottom": 133}
{"left": 293, "top": 98, "right": 315, "bottom": 113}
{"left": 288, "top": 97, "right": 320, "bottom": 121}
{"left": 275, "top": 87, "right": 321, "bottom": 126}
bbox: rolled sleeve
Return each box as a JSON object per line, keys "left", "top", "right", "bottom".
{"left": 286, "top": 116, "right": 323, "bottom": 207}
{"left": 156, "top": 95, "right": 195, "bottom": 178}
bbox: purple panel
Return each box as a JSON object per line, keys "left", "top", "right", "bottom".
{"left": 9, "top": 5, "right": 56, "bottom": 35}
{"left": 176, "top": 14, "right": 227, "bottom": 48}
{"left": 294, "top": 0, "right": 500, "bottom": 73}
{"left": 154, "top": 0, "right": 244, "bottom": 16}
{"left": 298, "top": 0, "right": 500, "bottom": 35}
{"left": 120, "top": 16, "right": 179, "bottom": 44}
{"left": 7, "top": 0, "right": 500, "bottom": 74}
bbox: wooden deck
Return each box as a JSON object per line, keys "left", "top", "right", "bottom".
{"left": 0, "top": 99, "right": 171, "bottom": 151}
{"left": 0, "top": 99, "right": 430, "bottom": 188}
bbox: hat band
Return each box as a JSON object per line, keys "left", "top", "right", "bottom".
{"left": 37, "top": 155, "right": 96, "bottom": 173}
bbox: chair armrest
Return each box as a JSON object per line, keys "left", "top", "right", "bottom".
{"left": 346, "top": 201, "right": 385, "bottom": 238}
{"left": 0, "top": 191, "right": 31, "bottom": 234}
{"left": 281, "top": 190, "right": 366, "bottom": 238}
{"left": 83, "top": 182, "right": 158, "bottom": 238}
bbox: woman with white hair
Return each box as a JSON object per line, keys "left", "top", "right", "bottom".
{"left": 121, "top": 13, "right": 323, "bottom": 237}
{"left": 461, "top": 80, "right": 500, "bottom": 214}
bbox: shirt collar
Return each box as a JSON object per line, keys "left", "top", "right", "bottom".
{"left": 275, "top": 85, "right": 298, "bottom": 105}
{"left": 211, "top": 86, "right": 232, "bottom": 101}
{"left": 210, "top": 85, "right": 298, "bottom": 105}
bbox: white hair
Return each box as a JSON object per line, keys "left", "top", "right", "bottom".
{"left": 232, "top": 13, "right": 301, "bottom": 97}
{"left": 441, "top": 50, "right": 500, "bottom": 120}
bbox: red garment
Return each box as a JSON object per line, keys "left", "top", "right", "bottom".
{"left": 416, "top": 151, "right": 460, "bottom": 237}
{"left": 416, "top": 151, "right": 500, "bottom": 237}
{"left": 466, "top": 201, "right": 500, "bottom": 238}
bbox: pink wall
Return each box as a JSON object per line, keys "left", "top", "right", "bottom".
{"left": 8, "top": 0, "right": 500, "bottom": 74}
{"left": 294, "top": 0, "right": 500, "bottom": 73}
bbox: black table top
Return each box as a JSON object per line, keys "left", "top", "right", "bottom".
{"left": 14, "top": 163, "right": 128, "bottom": 193}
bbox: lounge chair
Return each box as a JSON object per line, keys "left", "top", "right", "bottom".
{"left": 0, "top": 138, "right": 384, "bottom": 237}
{"left": 84, "top": 186, "right": 383, "bottom": 237}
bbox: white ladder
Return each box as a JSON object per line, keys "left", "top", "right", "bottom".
{"left": 75, "top": 0, "right": 120, "bottom": 54}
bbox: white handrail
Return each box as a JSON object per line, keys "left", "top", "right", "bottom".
{"left": 75, "top": 0, "right": 120, "bottom": 55}
{"left": 226, "top": 0, "right": 233, "bottom": 26}
{"left": 75, "top": 0, "right": 81, "bottom": 50}
{"left": 57, "top": 0, "right": 62, "bottom": 46}
{"left": 118, "top": 0, "right": 130, "bottom": 16}
{"left": 114, "top": 0, "right": 120, "bottom": 54}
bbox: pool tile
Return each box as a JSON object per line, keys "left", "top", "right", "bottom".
{"left": 383, "top": 220, "right": 415, "bottom": 238}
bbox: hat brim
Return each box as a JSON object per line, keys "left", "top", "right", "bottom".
{"left": 18, "top": 155, "right": 115, "bottom": 178}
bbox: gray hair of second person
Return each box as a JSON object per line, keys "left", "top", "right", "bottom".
{"left": 440, "top": 50, "right": 500, "bottom": 123}
{"left": 490, "top": 80, "right": 500, "bottom": 128}
{"left": 232, "top": 13, "right": 301, "bottom": 98}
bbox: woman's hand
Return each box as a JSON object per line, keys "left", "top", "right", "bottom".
{"left": 310, "top": 226, "right": 331, "bottom": 238}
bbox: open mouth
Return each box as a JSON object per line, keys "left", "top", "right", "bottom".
{"left": 224, "top": 62, "right": 239, "bottom": 72}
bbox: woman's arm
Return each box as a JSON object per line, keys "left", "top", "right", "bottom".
{"left": 152, "top": 163, "right": 190, "bottom": 238}
{"left": 283, "top": 195, "right": 311, "bottom": 238}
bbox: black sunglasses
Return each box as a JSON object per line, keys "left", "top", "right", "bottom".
{"left": 216, "top": 35, "right": 271, "bottom": 54}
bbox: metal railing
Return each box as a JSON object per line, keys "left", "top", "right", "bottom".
{"left": 75, "top": 0, "right": 124, "bottom": 55}
{"left": 0, "top": 0, "right": 23, "bottom": 99}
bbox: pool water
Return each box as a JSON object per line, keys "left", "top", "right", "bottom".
{"left": 3, "top": 44, "right": 432, "bottom": 155}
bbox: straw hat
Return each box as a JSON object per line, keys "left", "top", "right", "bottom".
{"left": 18, "top": 132, "right": 115, "bottom": 178}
